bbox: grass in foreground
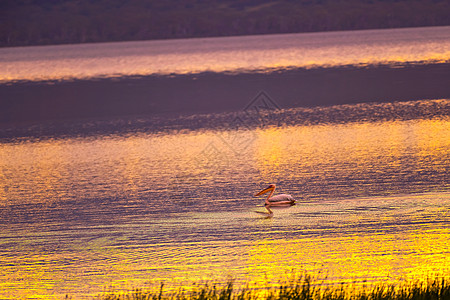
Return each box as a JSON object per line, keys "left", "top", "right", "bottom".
{"left": 96, "top": 275, "right": 450, "bottom": 300}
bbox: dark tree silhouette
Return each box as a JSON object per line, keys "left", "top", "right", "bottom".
{"left": 1, "top": 0, "right": 449, "bottom": 47}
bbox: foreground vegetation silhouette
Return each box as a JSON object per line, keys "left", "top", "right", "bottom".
{"left": 96, "top": 275, "right": 450, "bottom": 300}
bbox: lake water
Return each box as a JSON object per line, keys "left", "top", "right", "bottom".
{"left": 0, "top": 27, "right": 450, "bottom": 299}
{"left": 1, "top": 26, "right": 450, "bottom": 82}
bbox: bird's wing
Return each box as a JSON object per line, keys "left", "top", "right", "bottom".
{"left": 268, "top": 194, "right": 293, "bottom": 202}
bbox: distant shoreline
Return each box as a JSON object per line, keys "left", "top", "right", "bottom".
{"left": 2, "top": 0, "right": 450, "bottom": 47}
{"left": 1, "top": 62, "right": 449, "bottom": 126}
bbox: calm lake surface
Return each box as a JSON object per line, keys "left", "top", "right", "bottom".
{"left": 0, "top": 27, "right": 449, "bottom": 299}
{"left": 1, "top": 26, "right": 450, "bottom": 82}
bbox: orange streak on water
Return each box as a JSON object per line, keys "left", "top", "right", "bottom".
{"left": 0, "top": 106, "right": 449, "bottom": 298}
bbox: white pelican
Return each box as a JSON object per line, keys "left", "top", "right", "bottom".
{"left": 254, "top": 184, "right": 296, "bottom": 206}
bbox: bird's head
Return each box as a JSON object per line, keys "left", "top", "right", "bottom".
{"left": 254, "top": 184, "right": 276, "bottom": 196}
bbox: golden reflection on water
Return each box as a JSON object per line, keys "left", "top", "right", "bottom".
{"left": 247, "top": 224, "right": 449, "bottom": 287}
{"left": 0, "top": 114, "right": 449, "bottom": 299}
{"left": 1, "top": 27, "right": 449, "bottom": 82}
{"left": 0, "top": 131, "right": 217, "bottom": 206}
{"left": 254, "top": 118, "right": 450, "bottom": 195}
{"left": 247, "top": 117, "right": 450, "bottom": 286}
{"left": 245, "top": 198, "right": 449, "bottom": 292}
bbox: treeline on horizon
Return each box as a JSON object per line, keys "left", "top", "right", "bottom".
{"left": 1, "top": 0, "right": 450, "bottom": 47}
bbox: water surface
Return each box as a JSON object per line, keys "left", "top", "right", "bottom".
{"left": 1, "top": 26, "right": 450, "bottom": 299}
{"left": 0, "top": 100, "right": 449, "bottom": 299}
{"left": 1, "top": 26, "right": 449, "bottom": 82}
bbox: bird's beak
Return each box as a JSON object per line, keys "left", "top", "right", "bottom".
{"left": 254, "top": 186, "right": 273, "bottom": 196}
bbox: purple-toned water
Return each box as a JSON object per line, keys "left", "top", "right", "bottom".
{"left": 0, "top": 27, "right": 449, "bottom": 299}
{"left": 1, "top": 26, "right": 449, "bottom": 82}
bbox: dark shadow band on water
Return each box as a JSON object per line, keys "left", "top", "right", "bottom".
{"left": 0, "top": 62, "right": 449, "bottom": 139}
